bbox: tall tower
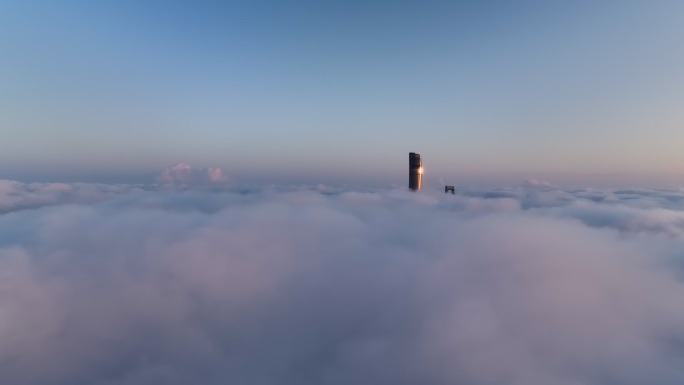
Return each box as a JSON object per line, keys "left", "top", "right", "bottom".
{"left": 409, "top": 152, "right": 422, "bottom": 191}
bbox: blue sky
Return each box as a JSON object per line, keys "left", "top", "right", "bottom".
{"left": 1, "top": 1, "right": 683, "bottom": 185}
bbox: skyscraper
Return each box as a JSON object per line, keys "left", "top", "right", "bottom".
{"left": 409, "top": 152, "right": 422, "bottom": 191}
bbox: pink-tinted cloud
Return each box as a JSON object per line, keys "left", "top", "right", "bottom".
{"left": 0, "top": 184, "right": 684, "bottom": 384}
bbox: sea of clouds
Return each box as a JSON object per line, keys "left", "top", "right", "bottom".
{"left": 2, "top": 172, "right": 684, "bottom": 385}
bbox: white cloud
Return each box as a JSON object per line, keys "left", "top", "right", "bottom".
{"left": 520, "top": 178, "right": 557, "bottom": 188}
{"left": 0, "top": 183, "right": 684, "bottom": 384}
{"left": 157, "top": 163, "right": 228, "bottom": 185}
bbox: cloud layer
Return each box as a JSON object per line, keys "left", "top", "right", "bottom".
{"left": 1, "top": 182, "right": 684, "bottom": 384}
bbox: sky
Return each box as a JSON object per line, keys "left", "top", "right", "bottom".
{"left": 1, "top": 1, "right": 683, "bottom": 186}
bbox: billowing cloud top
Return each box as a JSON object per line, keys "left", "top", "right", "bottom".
{"left": 157, "top": 163, "right": 228, "bottom": 184}
{"left": 520, "top": 178, "right": 557, "bottom": 188}
{"left": 1, "top": 181, "right": 684, "bottom": 384}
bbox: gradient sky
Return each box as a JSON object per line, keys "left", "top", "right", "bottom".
{"left": 1, "top": 1, "right": 683, "bottom": 185}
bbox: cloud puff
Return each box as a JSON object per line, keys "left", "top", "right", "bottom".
{"left": 157, "top": 163, "right": 228, "bottom": 185}
{"left": 520, "top": 178, "right": 557, "bottom": 189}
{"left": 1, "top": 183, "right": 684, "bottom": 384}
